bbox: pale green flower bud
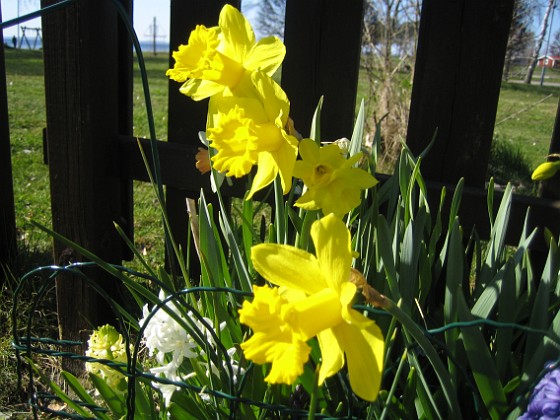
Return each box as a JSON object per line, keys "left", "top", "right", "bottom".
{"left": 85, "top": 324, "right": 128, "bottom": 391}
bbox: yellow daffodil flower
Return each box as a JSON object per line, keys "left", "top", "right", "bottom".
{"left": 239, "top": 214, "right": 384, "bottom": 401}
{"left": 532, "top": 161, "right": 560, "bottom": 181}
{"left": 207, "top": 70, "right": 298, "bottom": 198}
{"left": 293, "top": 139, "right": 378, "bottom": 217}
{"left": 166, "top": 4, "right": 285, "bottom": 101}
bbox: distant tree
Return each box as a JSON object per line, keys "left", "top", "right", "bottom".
{"left": 361, "top": 0, "right": 421, "bottom": 167}
{"left": 524, "top": 0, "right": 555, "bottom": 84}
{"left": 503, "top": 0, "right": 535, "bottom": 81}
{"left": 550, "top": 29, "right": 560, "bottom": 55}
{"left": 255, "top": 0, "right": 286, "bottom": 39}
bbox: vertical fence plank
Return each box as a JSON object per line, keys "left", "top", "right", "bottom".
{"left": 41, "top": 0, "right": 131, "bottom": 372}
{"left": 118, "top": 0, "right": 134, "bottom": 261}
{"left": 0, "top": 5, "right": 17, "bottom": 276}
{"left": 282, "top": 0, "right": 364, "bottom": 140}
{"left": 166, "top": 0, "right": 239, "bottom": 281}
{"left": 406, "top": 0, "right": 514, "bottom": 188}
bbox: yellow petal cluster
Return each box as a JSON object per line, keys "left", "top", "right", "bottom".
{"left": 167, "top": 4, "right": 295, "bottom": 198}
{"left": 166, "top": 4, "right": 285, "bottom": 101}
{"left": 293, "top": 139, "right": 378, "bottom": 217}
{"left": 207, "top": 71, "right": 298, "bottom": 198}
{"left": 239, "top": 214, "right": 384, "bottom": 401}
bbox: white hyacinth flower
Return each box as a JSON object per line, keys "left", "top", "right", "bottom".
{"left": 139, "top": 291, "right": 200, "bottom": 404}
{"left": 140, "top": 291, "right": 247, "bottom": 407}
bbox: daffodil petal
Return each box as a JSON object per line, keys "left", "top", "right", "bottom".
{"left": 336, "top": 167, "right": 378, "bottom": 189}
{"left": 251, "top": 71, "right": 289, "bottom": 124}
{"left": 320, "top": 143, "right": 346, "bottom": 167}
{"left": 316, "top": 328, "right": 344, "bottom": 384}
{"left": 293, "top": 159, "right": 316, "bottom": 181}
{"left": 295, "top": 190, "right": 320, "bottom": 211}
{"left": 344, "top": 151, "right": 363, "bottom": 168}
{"left": 239, "top": 286, "right": 311, "bottom": 384}
{"left": 334, "top": 321, "right": 384, "bottom": 401}
{"left": 298, "top": 139, "right": 321, "bottom": 163}
{"left": 245, "top": 36, "right": 286, "bottom": 75}
{"left": 251, "top": 244, "right": 326, "bottom": 294}
{"left": 214, "top": 95, "right": 269, "bottom": 124}
{"left": 318, "top": 181, "right": 361, "bottom": 218}
{"left": 219, "top": 4, "right": 255, "bottom": 61}
{"left": 264, "top": 338, "right": 311, "bottom": 384}
{"left": 246, "top": 152, "right": 278, "bottom": 199}
{"left": 311, "top": 214, "right": 353, "bottom": 291}
{"left": 339, "top": 282, "right": 376, "bottom": 329}
{"left": 275, "top": 136, "right": 298, "bottom": 194}
{"left": 179, "top": 79, "right": 224, "bottom": 101}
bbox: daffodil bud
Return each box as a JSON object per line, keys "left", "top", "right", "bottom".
{"left": 532, "top": 161, "right": 560, "bottom": 181}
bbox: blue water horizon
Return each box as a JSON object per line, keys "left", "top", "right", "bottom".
{"left": 5, "top": 38, "right": 171, "bottom": 54}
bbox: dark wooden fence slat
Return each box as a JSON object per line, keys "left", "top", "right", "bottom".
{"left": 282, "top": 0, "right": 364, "bottom": 141}
{"left": 117, "top": 0, "right": 134, "bottom": 261}
{"left": 0, "top": 4, "right": 17, "bottom": 274}
{"left": 165, "top": 0, "right": 240, "bottom": 279}
{"left": 41, "top": 0, "right": 132, "bottom": 371}
{"left": 406, "top": 0, "right": 514, "bottom": 188}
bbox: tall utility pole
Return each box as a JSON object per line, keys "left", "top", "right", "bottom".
{"left": 16, "top": 0, "right": 20, "bottom": 48}
{"left": 146, "top": 16, "right": 165, "bottom": 55}
{"left": 525, "top": 0, "right": 555, "bottom": 84}
{"left": 540, "top": 1, "right": 557, "bottom": 86}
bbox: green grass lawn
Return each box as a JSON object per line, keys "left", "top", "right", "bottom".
{"left": 494, "top": 82, "right": 559, "bottom": 168}
{"left": 5, "top": 50, "right": 51, "bottom": 267}
{"left": 490, "top": 81, "right": 559, "bottom": 193}
{"left": 6, "top": 49, "right": 170, "bottom": 272}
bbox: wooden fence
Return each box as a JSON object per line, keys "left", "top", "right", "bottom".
{"left": 2, "top": 0, "right": 560, "bottom": 349}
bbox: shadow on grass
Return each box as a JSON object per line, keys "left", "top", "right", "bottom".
{"left": 4, "top": 49, "right": 44, "bottom": 77}
{"left": 1, "top": 245, "right": 58, "bottom": 412}
{"left": 487, "top": 135, "right": 538, "bottom": 196}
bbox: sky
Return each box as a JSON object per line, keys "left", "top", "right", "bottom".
{"left": 1, "top": 0, "right": 259, "bottom": 46}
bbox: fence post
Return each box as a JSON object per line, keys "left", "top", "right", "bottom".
{"left": 166, "top": 0, "right": 239, "bottom": 281}
{"left": 406, "top": 0, "right": 514, "bottom": 188}
{"left": 0, "top": 5, "right": 17, "bottom": 278}
{"left": 282, "top": 0, "right": 364, "bottom": 140}
{"left": 41, "top": 0, "right": 132, "bottom": 373}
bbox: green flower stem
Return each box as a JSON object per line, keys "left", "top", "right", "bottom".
{"left": 307, "top": 364, "right": 321, "bottom": 420}
{"left": 379, "top": 349, "right": 408, "bottom": 420}
{"left": 372, "top": 292, "right": 462, "bottom": 419}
